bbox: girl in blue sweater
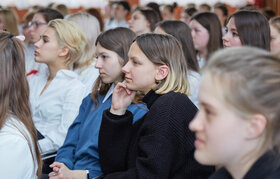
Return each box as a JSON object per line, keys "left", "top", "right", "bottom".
{"left": 48, "top": 27, "right": 147, "bottom": 179}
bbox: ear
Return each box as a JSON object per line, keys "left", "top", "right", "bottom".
{"left": 58, "top": 46, "right": 70, "bottom": 58}
{"left": 155, "top": 65, "right": 169, "bottom": 81}
{"left": 246, "top": 114, "right": 267, "bottom": 140}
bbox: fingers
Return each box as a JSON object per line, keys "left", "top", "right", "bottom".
{"left": 50, "top": 161, "right": 62, "bottom": 168}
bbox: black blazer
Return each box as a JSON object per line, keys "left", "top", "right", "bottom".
{"left": 98, "top": 90, "right": 214, "bottom": 178}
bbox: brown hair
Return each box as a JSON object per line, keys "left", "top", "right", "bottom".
{"left": 134, "top": 7, "right": 161, "bottom": 32}
{"left": 269, "top": 16, "right": 280, "bottom": 33}
{"left": 91, "top": 27, "right": 136, "bottom": 105}
{"left": 191, "top": 12, "right": 223, "bottom": 59}
{"left": 0, "top": 31, "right": 42, "bottom": 177}
{"left": 135, "top": 33, "right": 190, "bottom": 95}
{"left": 228, "top": 10, "right": 270, "bottom": 50}
{"left": 0, "top": 8, "right": 19, "bottom": 35}
{"left": 204, "top": 46, "right": 280, "bottom": 154}
{"left": 156, "top": 20, "right": 199, "bottom": 72}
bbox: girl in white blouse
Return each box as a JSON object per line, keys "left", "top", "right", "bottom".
{"left": 0, "top": 31, "right": 42, "bottom": 178}
{"left": 28, "top": 19, "right": 86, "bottom": 154}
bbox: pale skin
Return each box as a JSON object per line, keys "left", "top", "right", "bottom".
{"left": 189, "top": 74, "right": 267, "bottom": 179}
{"left": 34, "top": 27, "right": 69, "bottom": 95}
{"left": 49, "top": 43, "right": 125, "bottom": 179}
{"left": 110, "top": 42, "right": 169, "bottom": 116}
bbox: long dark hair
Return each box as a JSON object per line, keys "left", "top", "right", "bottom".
{"left": 191, "top": 12, "right": 223, "bottom": 59}
{"left": 0, "top": 31, "right": 42, "bottom": 178}
{"left": 156, "top": 20, "right": 199, "bottom": 72}
{"left": 228, "top": 10, "right": 270, "bottom": 50}
{"left": 91, "top": 27, "right": 136, "bottom": 105}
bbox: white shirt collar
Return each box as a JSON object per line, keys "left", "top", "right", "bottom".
{"left": 102, "top": 83, "right": 115, "bottom": 103}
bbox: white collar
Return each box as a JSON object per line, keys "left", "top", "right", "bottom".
{"left": 102, "top": 84, "right": 115, "bottom": 103}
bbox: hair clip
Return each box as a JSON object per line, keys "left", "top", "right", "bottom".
{"left": 8, "top": 33, "right": 14, "bottom": 39}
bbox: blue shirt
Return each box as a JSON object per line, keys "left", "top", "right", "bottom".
{"left": 55, "top": 92, "right": 147, "bottom": 178}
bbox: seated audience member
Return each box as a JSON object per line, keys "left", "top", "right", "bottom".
{"left": 97, "top": 33, "right": 215, "bottom": 178}
{"left": 155, "top": 20, "right": 200, "bottom": 108}
{"left": 26, "top": 8, "right": 63, "bottom": 76}
{"left": 190, "top": 46, "right": 280, "bottom": 179}
{"left": 65, "top": 12, "right": 101, "bottom": 95}
{"left": 213, "top": 3, "right": 228, "bottom": 34}
{"left": 223, "top": 10, "right": 270, "bottom": 50}
{"left": 0, "top": 7, "right": 19, "bottom": 35}
{"left": 129, "top": 7, "right": 161, "bottom": 35}
{"left": 0, "top": 31, "right": 42, "bottom": 178}
{"left": 160, "top": 3, "right": 177, "bottom": 20}
{"left": 146, "top": 2, "right": 162, "bottom": 20}
{"left": 28, "top": 19, "right": 86, "bottom": 155}
{"left": 198, "top": 3, "right": 211, "bottom": 12}
{"left": 181, "top": 7, "right": 197, "bottom": 25}
{"left": 104, "top": 1, "right": 130, "bottom": 30}
{"left": 269, "top": 16, "right": 280, "bottom": 53}
{"left": 49, "top": 27, "right": 147, "bottom": 179}
{"left": 189, "top": 12, "right": 223, "bottom": 68}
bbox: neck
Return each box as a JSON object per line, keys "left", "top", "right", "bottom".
{"left": 137, "top": 29, "right": 151, "bottom": 36}
{"left": 225, "top": 150, "right": 261, "bottom": 179}
{"left": 48, "top": 62, "right": 69, "bottom": 80}
{"left": 198, "top": 48, "right": 208, "bottom": 59}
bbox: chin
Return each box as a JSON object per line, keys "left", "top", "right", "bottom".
{"left": 194, "top": 150, "right": 212, "bottom": 165}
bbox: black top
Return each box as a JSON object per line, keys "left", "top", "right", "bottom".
{"left": 98, "top": 90, "right": 215, "bottom": 178}
{"left": 209, "top": 150, "right": 280, "bottom": 179}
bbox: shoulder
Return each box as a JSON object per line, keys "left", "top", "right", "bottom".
{"left": 156, "top": 92, "right": 194, "bottom": 107}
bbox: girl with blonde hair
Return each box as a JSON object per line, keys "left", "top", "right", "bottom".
{"left": 28, "top": 19, "right": 86, "bottom": 155}
{"left": 190, "top": 46, "right": 280, "bottom": 178}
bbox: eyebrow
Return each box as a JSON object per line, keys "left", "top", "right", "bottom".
{"left": 40, "top": 34, "right": 49, "bottom": 39}
{"left": 200, "top": 101, "right": 216, "bottom": 112}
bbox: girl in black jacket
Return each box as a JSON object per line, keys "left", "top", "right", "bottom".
{"left": 98, "top": 33, "right": 214, "bottom": 178}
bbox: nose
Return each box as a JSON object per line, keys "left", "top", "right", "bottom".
{"left": 94, "top": 58, "right": 102, "bottom": 69}
{"left": 122, "top": 61, "right": 130, "bottom": 74}
{"left": 189, "top": 111, "right": 204, "bottom": 132}
{"left": 34, "top": 40, "right": 40, "bottom": 49}
{"left": 222, "top": 31, "right": 229, "bottom": 42}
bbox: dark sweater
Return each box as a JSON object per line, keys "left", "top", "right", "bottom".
{"left": 209, "top": 150, "right": 280, "bottom": 179}
{"left": 98, "top": 90, "right": 215, "bottom": 178}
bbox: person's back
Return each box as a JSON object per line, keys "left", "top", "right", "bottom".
{"left": 0, "top": 31, "right": 42, "bottom": 178}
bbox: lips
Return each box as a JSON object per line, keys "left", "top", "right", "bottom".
{"left": 34, "top": 51, "right": 39, "bottom": 56}
{"left": 125, "top": 77, "right": 132, "bottom": 82}
{"left": 194, "top": 135, "right": 205, "bottom": 148}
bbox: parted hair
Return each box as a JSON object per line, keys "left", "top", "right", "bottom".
{"left": 135, "top": 33, "right": 190, "bottom": 95}
{"left": 156, "top": 20, "right": 199, "bottom": 72}
{"left": 228, "top": 10, "right": 270, "bottom": 50}
{"left": 203, "top": 46, "right": 280, "bottom": 153}
{"left": 0, "top": 31, "right": 42, "bottom": 178}
{"left": 191, "top": 12, "right": 223, "bottom": 59}
{"left": 91, "top": 27, "right": 136, "bottom": 105}
{"left": 48, "top": 19, "right": 86, "bottom": 67}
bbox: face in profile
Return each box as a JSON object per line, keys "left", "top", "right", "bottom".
{"left": 189, "top": 74, "right": 249, "bottom": 166}
{"left": 122, "top": 42, "right": 159, "bottom": 94}
{"left": 95, "top": 43, "right": 123, "bottom": 84}
{"left": 270, "top": 24, "right": 280, "bottom": 53}
{"left": 34, "top": 27, "right": 62, "bottom": 64}
{"left": 129, "top": 10, "right": 150, "bottom": 35}
{"left": 189, "top": 20, "right": 209, "bottom": 53}
{"left": 29, "top": 13, "right": 48, "bottom": 44}
{"left": 222, "top": 17, "right": 242, "bottom": 48}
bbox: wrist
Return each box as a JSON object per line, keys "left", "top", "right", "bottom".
{"left": 110, "top": 106, "right": 126, "bottom": 115}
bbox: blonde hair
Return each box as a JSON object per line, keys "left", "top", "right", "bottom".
{"left": 203, "top": 46, "right": 280, "bottom": 152}
{"left": 65, "top": 12, "right": 100, "bottom": 73}
{"left": 0, "top": 8, "right": 19, "bottom": 35}
{"left": 48, "top": 19, "right": 86, "bottom": 66}
{"left": 135, "top": 33, "right": 190, "bottom": 95}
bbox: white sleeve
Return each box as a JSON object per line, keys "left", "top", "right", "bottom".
{"left": 0, "top": 134, "right": 37, "bottom": 179}
{"left": 39, "top": 84, "right": 86, "bottom": 154}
